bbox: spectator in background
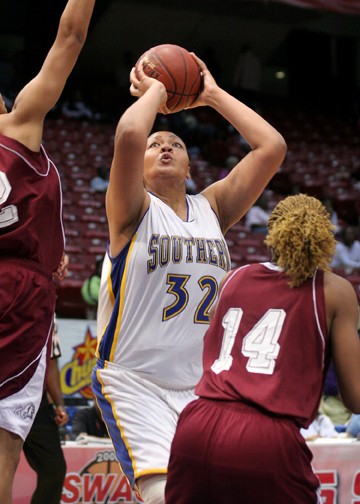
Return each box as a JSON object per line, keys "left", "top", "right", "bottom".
{"left": 81, "top": 257, "right": 103, "bottom": 319}
{"left": 300, "top": 411, "right": 338, "bottom": 441}
{"left": 320, "top": 360, "right": 352, "bottom": 427}
{"left": 346, "top": 414, "right": 360, "bottom": 438}
{"left": 323, "top": 198, "right": 341, "bottom": 234}
{"left": 331, "top": 226, "right": 360, "bottom": 273}
{"left": 90, "top": 166, "right": 109, "bottom": 193}
{"left": 23, "top": 317, "right": 69, "bottom": 504}
{"left": 245, "top": 191, "right": 271, "bottom": 233}
{"left": 61, "top": 89, "right": 100, "bottom": 121}
{"left": 72, "top": 402, "right": 108, "bottom": 439}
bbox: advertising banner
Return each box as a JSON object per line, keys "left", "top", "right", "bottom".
{"left": 57, "top": 318, "right": 98, "bottom": 401}
{"left": 13, "top": 440, "right": 360, "bottom": 503}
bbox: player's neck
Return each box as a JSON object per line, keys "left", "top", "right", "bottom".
{"left": 150, "top": 188, "right": 188, "bottom": 220}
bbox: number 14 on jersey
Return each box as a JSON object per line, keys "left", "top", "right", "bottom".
{"left": 211, "top": 308, "right": 286, "bottom": 375}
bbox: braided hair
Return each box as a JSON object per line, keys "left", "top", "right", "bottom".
{"left": 265, "top": 193, "right": 336, "bottom": 287}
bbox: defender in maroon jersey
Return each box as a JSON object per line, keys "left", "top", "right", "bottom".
{"left": 165, "top": 194, "right": 360, "bottom": 504}
{"left": 0, "top": 1, "right": 96, "bottom": 502}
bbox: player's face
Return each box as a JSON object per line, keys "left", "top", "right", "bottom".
{"left": 144, "top": 131, "right": 190, "bottom": 183}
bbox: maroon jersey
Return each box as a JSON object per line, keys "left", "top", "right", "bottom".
{"left": 196, "top": 262, "right": 329, "bottom": 428}
{"left": 0, "top": 259, "right": 55, "bottom": 399}
{"left": 166, "top": 398, "right": 322, "bottom": 504}
{"left": 0, "top": 132, "right": 64, "bottom": 274}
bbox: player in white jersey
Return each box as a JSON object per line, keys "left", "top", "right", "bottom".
{"left": 92, "top": 53, "right": 287, "bottom": 504}
{"left": 97, "top": 193, "right": 230, "bottom": 388}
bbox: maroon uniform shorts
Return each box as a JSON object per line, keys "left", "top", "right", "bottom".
{"left": 0, "top": 259, "right": 55, "bottom": 399}
{"left": 165, "top": 398, "right": 322, "bottom": 504}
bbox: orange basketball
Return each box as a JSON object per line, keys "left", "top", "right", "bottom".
{"left": 135, "top": 44, "right": 203, "bottom": 113}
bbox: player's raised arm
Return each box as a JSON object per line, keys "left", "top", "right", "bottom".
{"left": 189, "top": 54, "right": 286, "bottom": 234}
{"left": 105, "top": 62, "right": 168, "bottom": 257}
{"left": 5, "top": 0, "right": 95, "bottom": 148}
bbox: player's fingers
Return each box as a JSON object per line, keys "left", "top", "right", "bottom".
{"left": 129, "top": 66, "right": 137, "bottom": 80}
{"left": 159, "top": 104, "right": 170, "bottom": 115}
{"left": 136, "top": 59, "right": 146, "bottom": 79}
{"left": 130, "top": 83, "right": 140, "bottom": 96}
{"left": 189, "top": 52, "right": 207, "bottom": 71}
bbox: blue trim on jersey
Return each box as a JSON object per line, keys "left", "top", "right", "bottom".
{"left": 98, "top": 242, "right": 131, "bottom": 361}
{"left": 92, "top": 360, "right": 136, "bottom": 488}
{"left": 185, "top": 195, "right": 190, "bottom": 221}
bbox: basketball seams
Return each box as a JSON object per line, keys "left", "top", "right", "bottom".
{"left": 137, "top": 44, "right": 201, "bottom": 113}
{"left": 147, "top": 49, "right": 184, "bottom": 111}
{"left": 166, "top": 46, "right": 188, "bottom": 111}
{"left": 147, "top": 50, "right": 178, "bottom": 94}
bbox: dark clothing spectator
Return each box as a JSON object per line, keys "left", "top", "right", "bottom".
{"left": 72, "top": 405, "right": 108, "bottom": 438}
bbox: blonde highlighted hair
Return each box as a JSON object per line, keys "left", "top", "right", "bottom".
{"left": 265, "top": 194, "right": 336, "bottom": 287}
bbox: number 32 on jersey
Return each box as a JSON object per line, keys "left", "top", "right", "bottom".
{"left": 211, "top": 308, "right": 286, "bottom": 375}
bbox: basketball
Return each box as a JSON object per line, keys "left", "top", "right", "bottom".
{"left": 135, "top": 44, "right": 203, "bottom": 113}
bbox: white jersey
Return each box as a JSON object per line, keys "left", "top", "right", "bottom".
{"left": 97, "top": 193, "right": 230, "bottom": 389}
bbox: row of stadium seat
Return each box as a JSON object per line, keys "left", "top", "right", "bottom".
{"left": 47, "top": 110, "right": 360, "bottom": 316}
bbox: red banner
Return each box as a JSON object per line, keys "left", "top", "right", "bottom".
{"left": 271, "top": 0, "right": 360, "bottom": 15}
{"left": 14, "top": 442, "right": 141, "bottom": 504}
{"left": 13, "top": 439, "right": 360, "bottom": 503}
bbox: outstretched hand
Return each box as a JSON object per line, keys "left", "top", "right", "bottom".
{"left": 129, "top": 60, "right": 170, "bottom": 114}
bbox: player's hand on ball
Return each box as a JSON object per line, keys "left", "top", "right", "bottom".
{"left": 130, "top": 60, "right": 169, "bottom": 114}
{"left": 185, "top": 53, "right": 218, "bottom": 109}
